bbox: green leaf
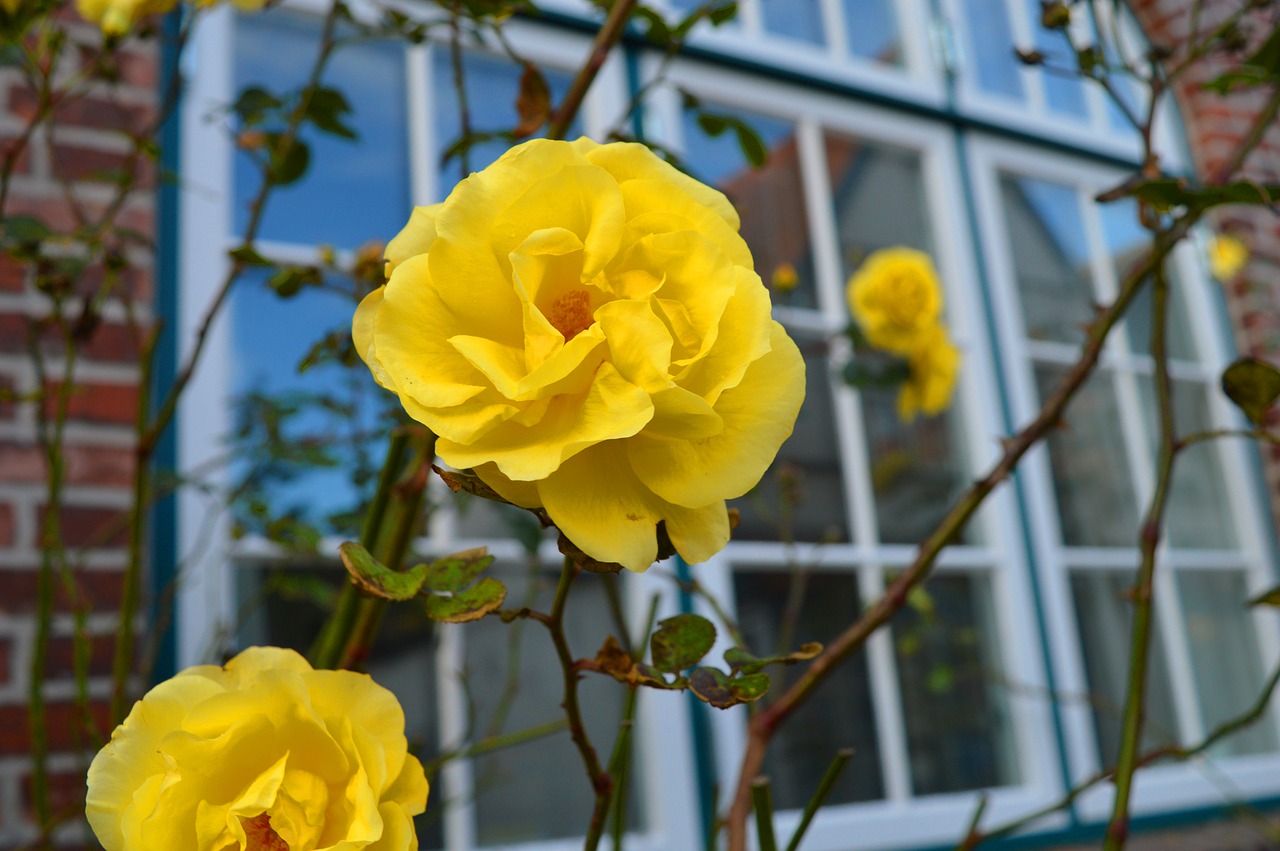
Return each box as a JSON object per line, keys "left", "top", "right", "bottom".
{"left": 733, "top": 122, "right": 767, "bottom": 167}
{"left": 267, "top": 265, "right": 320, "bottom": 298}
{"left": 1221, "top": 357, "right": 1280, "bottom": 426}
{"left": 228, "top": 244, "right": 274, "bottom": 267}
{"left": 1248, "top": 587, "right": 1280, "bottom": 608}
{"left": 1245, "top": 23, "right": 1280, "bottom": 75}
{"left": 306, "top": 87, "right": 358, "bottom": 140}
{"left": 688, "top": 667, "right": 771, "bottom": 708}
{"left": 842, "top": 356, "right": 912, "bottom": 389}
{"left": 432, "top": 465, "right": 514, "bottom": 505}
{"left": 339, "top": 541, "right": 428, "bottom": 601}
{"left": 1203, "top": 66, "right": 1271, "bottom": 95}
{"left": 696, "top": 112, "right": 730, "bottom": 137}
{"left": 421, "top": 548, "right": 494, "bottom": 593}
{"left": 708, "top": 2, "right": 737, "bottom": 26}
{"left": 424, "top": 577, "right": 506, "bottom": 623}
{"left": 233, "top": 85, "right": 283, "bottom": 125}
{"left": 1127, "top": 178, "right": 1280, "bottom": 212}
{"left": 634, "top": 7, "right": 672, "bottom": 45}
{"left": 650, "top": 613, "right": 716, "bottom": 673}
{"left": 1, "top": 214, "right": 51, "bottom": 245}
{"left": 268, "top": 136, "right": 310, "bottom": 186}
{"left": 723, "top": 641, "right": 823, "bottom": 675}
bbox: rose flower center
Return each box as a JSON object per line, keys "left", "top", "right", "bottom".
{"left": 548, "top": 289, "right": 593, "bottom": 340}
{"left": 242, "top": 813, "right": 290, "bottom": 851}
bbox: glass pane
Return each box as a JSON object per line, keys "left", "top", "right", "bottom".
{"left": 234, "top": 11, "right": 409, "bottom": 248}
{"left": 894, "top": 574, "right": 1020, "bottom": 794}
{"left": 1137, "top": 380, "right": 1237, "bottom": 549}
{"left": 432, "top": 51, "right": 577, "bottom": 196}
{"left": 1099, "top": 199, "right": 1196, "bottom": 361}
{"left": 1071, "top": 571, "right": 1180, "bottom": 766}
{"left": 681, "top": 106, "right": 818, "bottom": 309}
{"left": 826, "top": 134, "right": 931, "bottom": 282}
{"left": 230, "top": 269, "right": 395, "bottom": 537}
{"left": 1177, "top": 571, "right": 1277, "bottom": 756}
{"left": 760, "top": 0, "right": 825, "bottom": 45}
{"left": 731, "top": 329, "right": 849, "bottom": 543}
{"left": 1036, "top": 366, "right": 1138, "bottom": 547}
{"left": 999, "top": 174, "right": 1095, "bottom": 344}
{"left": 734, "top": 571, "right": 884, "bottom": 806}
{"left": 861, "top": 385, "right": 975, "bottom": 545}
{"left": 843, "top": 0, "right": 903, "bottom": 65}
{"left": 1022, "top": 0, "right": 1087, "bottom": 118}
{"left": 961, "top": 0, "right": 1024, "bottom": 99}
{"left": 467, "top": 564, "right": 641, "bottom": 843}
{"left": 234, "top": 561, "right": 445, "bottom": 849}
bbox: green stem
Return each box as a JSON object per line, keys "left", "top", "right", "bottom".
{"left": 1103, "top": 252, "right": 1177, "bottom": 851}
{"left": 751, "top": 778, "right": 778, "bottom": 851}
{"left": 607, "top": 685, "right": 640, "bottom": 848}
{"left": 784, "top": 749, "right": 853, "bottom": 851}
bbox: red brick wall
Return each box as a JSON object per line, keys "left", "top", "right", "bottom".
{"left": 0, "top": 15, "right": 156, "bottom": 847}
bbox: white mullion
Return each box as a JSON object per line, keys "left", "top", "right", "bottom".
{"left": 406, "top": 43, "right": 436, "bottom": 205}
{"left": 1003, "top": 0, "right": 1046, "bottom": 116}
{"left": 738, "top": 0, "right": 763, "bottom": 37}
{"left": 437, "top": 622, "right": 480, "bottom": 850}
{"left": 819, "top": 0, "right": 850, "bottom": 62}
{"left": 1154, "top": 566, "right": 1207, "bottom": 745}
{"left": 858, "top": 567, "right": 914, "bottom": 801}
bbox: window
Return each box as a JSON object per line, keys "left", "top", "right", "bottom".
{"left": 174, "top": 2, "right": 1280, "bottom": 849}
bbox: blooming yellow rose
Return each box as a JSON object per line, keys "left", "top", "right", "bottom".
{"left": 355, "top": 138, "right": 805, "bottom": 571}
{"left": 76, "top": 0, "right": 263, "bottom": 35}
{"left": 896, "top": 324, "right": 960, "bottom": 423}
{"left": 1208, "top": 234, "right": 1248, "bottom": 281}
{"left": 86, "top": 647, "right": 428, "bottom": 851}
{"left": 847, "top": 247, "right": 943, "bottom": 355}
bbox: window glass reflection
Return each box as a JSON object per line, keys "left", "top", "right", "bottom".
{"left": 961, "top": 0, "right": 1025, "bottom": 99}
{"left": 1022, "top": 0, "right": 1087, "bottom": 118}
{"left": 760, "top": 0, "right": 825, "bottom": 45}
{"left": 843, "top": 0, "right": 903, "bottom": 65}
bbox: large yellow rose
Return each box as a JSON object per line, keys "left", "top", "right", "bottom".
{"left": 355, "top": 138, "right": 804, "bottom": 572}
{"left": 896, "top": 324, "right": 960, "bottom": 423}
{"left": 86, "top": 647, "right": 428, "bottom": 851}
{"left": 847, "top": 247, "right": 943, "bottom": 355}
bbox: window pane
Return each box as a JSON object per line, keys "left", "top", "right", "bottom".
{"left": 681, "top": 107, "right": 819, "bottom": 309}
{"left": 894, "top": 573, "right": 1019, "bottom": 794}
{"left": 760, "top": 0, "right": 825, "bottom": 45}
{"left": 230, "top": 269, "right": 393, "bottom": 537}
{"left": 826, "top": 135, "right": 931, "bottom": 283}
{"left": 735, "top": 571, "right": 884, "bottom": 806}
{"left": 467, "top": 565, "right": 641, "bottom": 843}
{"left": 843, "top": 0, "right": 903, "bottom": 65}
{"left": 861, "top": 386, "right": 975, "bottom": 545}
{"left": 731, "top": 330, "right": 849, "bottom": 543}
{"left": 234, "top": 561, "right": 445, "bottom": 849}
{"left": 1138, "top": 380, "right": 1238, "bottom": 550}
{"left": 432, "top": 51, "right": 577, "bottom": 196}
{"left": 1023, "top": 0, "right": 1087, "bottom": 118}
{"left": 234, "top": 12, "right": 410, "bottom": 248}
{"left": 999, "top": 174, "right": 1095, "bottom": 344}
{"left": 1177, "top": 571, "right": 1277, "bottom": 757}
{"left": 1071, "top": 571, "right": 1180, "bottom": 765}
{"left": 1099, "top": 199, "right": 1196, "bottom": 361}
{"left": 1035, "top": 366, "right": 1138, "bottom": 547}
{"left": 961, "top": 0, "right": 1025, "bottom": 99}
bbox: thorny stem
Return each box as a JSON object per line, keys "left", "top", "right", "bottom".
{"left": 546, "top": 557, "right": 613, "bottom": 851}
{"left": 546, "top": 0, "right": 639, "bottom": 141}
{"left": 1103, "top": 252, "right": 1177, "bottom": 851}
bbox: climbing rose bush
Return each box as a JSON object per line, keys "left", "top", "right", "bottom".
{"left": 86, "top": 647, "right": 428, "bottom": 851}
{"left": 355, "top": 137, "right": 805, "bottom": 571}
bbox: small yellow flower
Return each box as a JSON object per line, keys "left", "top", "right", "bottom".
{"left": 75, "top": 0, "right": 174, "bottom": 34}
{"left": 86, "top": 647, "right": 428, "bottom": 851}
{"left": 897, "top": 324, "right": 960, "bottom": 423}
{"left": 1209, "top": 234, "right": 1248, "bottom": 281}
{"left": 770, "top": 262, "right": 799, "bottom": 293}
{"left": 1, "top": 0, "right": 21, "bottom": 15}
{"left": 847, "top": 247, "right": 943, "bottom": 355}
{"left": 355, "top": 138, "right": 805, "bottom": 571}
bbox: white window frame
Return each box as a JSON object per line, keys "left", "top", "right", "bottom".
{"left": 966, "top": 135, "right": 1280, "bottom": 821}
{"left": 176, "top": 6, "right": 703, "bottom": 848}
{"left": 645, "top": 57, "right": 1071, "bottom": 850}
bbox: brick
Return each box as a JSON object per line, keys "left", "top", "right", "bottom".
{"left": 0, "top": 501, "right": 12, "bottom": 547}
{"left": 7, "top": 85, "right": 152, "bottom": 131}
{"left": 0, "top": 568, "right": 127, "bottom": 614}
{"left": 0, "top": 699, "right": 111, "bottom": 754}
{"left": 0, "top": 442, "right": 135, "bottom": 488}
{"left": 43, "top": 380, "right": 138, "bottom": 427}
{"left": 21, "top": 766, "right": 89, "bottom": 824}
{"left": 46, "top": 633, "right": 117, "bottom": 680}
{"left": 38, "top": 503, "right": 129, "bottom": 548}
{"left": 1, "top": 315, "right": 143, "bottom": 364}
{"left": 0, "top": 635, "right": 10, "bottom": 686}
{"left": 0, "top": 254, "right": 28, "bottom": 292}
{"left": 49, "top": 142, "right": 134, "bottom": 185}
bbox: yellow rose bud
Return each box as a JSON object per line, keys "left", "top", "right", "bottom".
{"left": 354, "top": 138, "right": 805, "bottom": 571}
{"left": 1208, "top": 234, "right": 1248, "bottom": 281}
{"left": 847, "top": 247, "right": 943, "bottom": 355}
{"left": 896, "top": 324, "right": 960, "bottom": 423}
{"left": 86, "top": 647, "right": 429, "bottom": 851}
{"left": 770, "top": 261, "right": 799, "bottom": 293}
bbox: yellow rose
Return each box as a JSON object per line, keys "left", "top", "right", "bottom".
{"left": 896, "top": 324, "right": 960, "bottom": 423}
{"left": 75, "top": 0, "right": 175, "bottom": 35}
{"left": 354, "top": 138, "right": 805, "bottom": 572}
{"left": 1208, "top": 234, "right": 1248, "bottom": 281}
{"left": 86, "top": 647, "right": 428, "bottom": 851}
{"left": 847, "top": 247, "right": 943, "bottom": 355}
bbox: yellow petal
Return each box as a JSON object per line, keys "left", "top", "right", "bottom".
{"left": 673, "top": 270, "right": 773, "bottom": 403}
{"left": 630, "top": 322, "right": 804, "bottom": 507}
{"left": 595, "top": 299, "right": 673, "bottom": 393}
{"left": 664, "top": 500, "right": 731, "bottom": 565}
{"left": 385, "top": 204, "right": 442, "bottom": 276}
{"left": 585, "top": 140, "right": 742, "bottom": 232}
